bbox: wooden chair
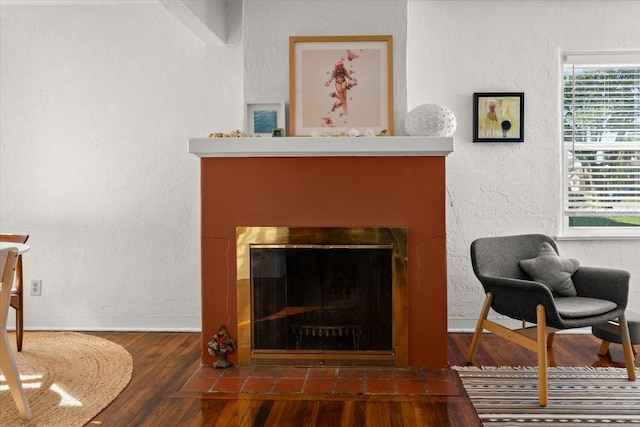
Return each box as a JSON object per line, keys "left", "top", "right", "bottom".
{"left": 467, "top": 234, "right": 636, "bottom": 406}
{"left": 1, "top": 246, "right": 32, "bottom": 418}
{"left": 0, "top": 233, "right": 29, "bottom": 351}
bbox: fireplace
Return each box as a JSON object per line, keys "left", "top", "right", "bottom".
{"left": 190, "top": 136, "right": 453, "bottom": 369}
{"left": 237, "top": 227, "right": 408, "bottom": 366}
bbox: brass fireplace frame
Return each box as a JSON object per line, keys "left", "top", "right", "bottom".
{"left": 236, "top": 226, "right": 408, "bottom": 367}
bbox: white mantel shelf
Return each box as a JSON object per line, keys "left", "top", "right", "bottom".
{"left": 188, "top": 136, "right": 454, "bottom": 158}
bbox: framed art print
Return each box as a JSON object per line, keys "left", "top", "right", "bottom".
{"left": 473, "top": 92, "right": 524, "bottom": 142}
{"left": 289, "top": 35, "right": 394, "bottom": 136}
{"left": 245, "top": 102, "right": 286, "bottom": 137}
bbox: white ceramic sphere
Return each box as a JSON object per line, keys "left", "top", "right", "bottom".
{"left": 404, "top": 104, "right": 457, "bottom": 137}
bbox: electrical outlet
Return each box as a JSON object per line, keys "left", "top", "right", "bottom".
{"left": 31, "top": 279, "right": 42, "bottom": 296}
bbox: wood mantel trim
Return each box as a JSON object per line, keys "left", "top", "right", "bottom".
{"left": 188, "top": 136, "right": 454, "bottom": 158}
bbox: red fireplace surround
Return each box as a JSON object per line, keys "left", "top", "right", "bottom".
{"left": 192, "top": 137, "right": 453, "bottom": 368}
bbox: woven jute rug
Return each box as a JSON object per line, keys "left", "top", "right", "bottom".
{"left": 456, "top": 366, "right": 640, "bottom": 426}
{"left": 0, "top": 331, "right": 132, "bottom": 427}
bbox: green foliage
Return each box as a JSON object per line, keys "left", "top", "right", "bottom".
{"left": 569, "top": 217, "right": 640, "bottom": 227}
{"left": 564, "top": 66, "right": 639, "bottom": 145}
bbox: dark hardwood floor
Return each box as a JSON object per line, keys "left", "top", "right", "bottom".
{"left": 86, "top": 331, "right": 637, "bottom": 426}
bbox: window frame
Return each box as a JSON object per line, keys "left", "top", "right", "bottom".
{"left": 560, "top": 51, "right": 640, "bottom": 239}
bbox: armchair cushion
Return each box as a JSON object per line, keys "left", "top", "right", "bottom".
{"left": 554, "top": 297, "right": 617, "bottom": 318}
{"left": 519, "top": 242, "right": 579, "bottom": 297}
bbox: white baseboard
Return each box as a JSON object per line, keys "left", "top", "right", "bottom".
{"left": 6, "top": 319, "right": 594, "bottom": 335}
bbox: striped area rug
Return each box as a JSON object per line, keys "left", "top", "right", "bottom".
{"left": 455, "top": 366, "right": 640, "bottom": 426}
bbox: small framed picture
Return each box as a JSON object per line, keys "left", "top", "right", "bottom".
{"left": 271, "top": 128, "right": 284, "bottom": 137}
{"left": 473, "top": 92, "right": 524, "bottom": 142}
{"left": 245, "top": 102, "right": 286, "bottom": 137}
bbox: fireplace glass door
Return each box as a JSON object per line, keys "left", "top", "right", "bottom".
{"left": 250, "top": 245, "right": 393, "bottom": 353}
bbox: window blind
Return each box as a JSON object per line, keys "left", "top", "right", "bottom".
{"left": 563, "top": 55, "right": 640, "bottom": 217}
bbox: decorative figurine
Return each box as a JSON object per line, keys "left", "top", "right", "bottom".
{"left": 207, "top": 325, "right": 236, "bottom": 369}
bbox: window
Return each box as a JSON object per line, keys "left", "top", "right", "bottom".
{"left": 562, "top": 52, "right": 640, "bottom": 237}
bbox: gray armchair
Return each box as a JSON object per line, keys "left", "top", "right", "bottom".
{"left": 467, "top": 234, "right": 636, "bottom": 406}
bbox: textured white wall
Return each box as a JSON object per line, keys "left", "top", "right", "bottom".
{"left": 242, "top": 0, "right": 408, "bottom": 134}
{"left": 0, "top": 2, "right": 241, "bottom": 330}
{"left": 407, "top": 0, "right": 640, "bottom": 329}
{"left": 2, "top": 0, "right": 638, "bottom": 332}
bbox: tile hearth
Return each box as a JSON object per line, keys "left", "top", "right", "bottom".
{"left": 180, "top": 366, "right": 462, "bottom": 396}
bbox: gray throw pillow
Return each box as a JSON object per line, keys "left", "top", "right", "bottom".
{"left": 519, "top": 242, "right": 579, "bottom": 297}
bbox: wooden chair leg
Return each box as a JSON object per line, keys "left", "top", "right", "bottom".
{"left": 598, "top": 340, "right": 611, "bottom": 356}
{"left": 16, "top": 295, "right": 23, "bottom": 352}
{"left": 547, "top": 331, "right": 556, "bottom": 348}
{"left": 545, "top": 332, "right": 557, "bottom": 366}
{"left": 536, "top": 304, "right": 548, "bottom": 407}
{"left": 14, "top": 255, "right": 24, "bottom": 351}
{"left": 619, "top": 314, "right": 637, "bottom": 381}
{"left": 0, "top": 331, "right": 31, "bottom": 419}
{"left": 467, "top": 293, "right": 493, "bottom": 364}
